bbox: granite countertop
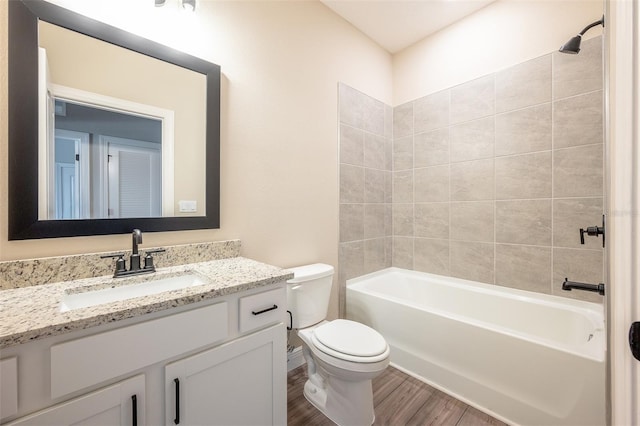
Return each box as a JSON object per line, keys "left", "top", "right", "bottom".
{"left": 0, "top": 257, "right": 293, "bottom": 349}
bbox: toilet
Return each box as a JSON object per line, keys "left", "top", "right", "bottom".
{"left": 287, "top": 263, "right": 390, "bottom": 426}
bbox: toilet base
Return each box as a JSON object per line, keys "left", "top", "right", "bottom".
{"left": 295, "top": 323, "right": 389, "bottom": 426}
{"left": 303, "top": 374, "right": 375, "bottom": 426}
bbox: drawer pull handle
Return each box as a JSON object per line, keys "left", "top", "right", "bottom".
{"left": 174, "top": 378, "right": 180, "bottom": 424}
{"left": 252, "top": 304, "right": 278, "bottom": 315}
{"left": 132, "top": 395, "right": 137, "bottom": 426}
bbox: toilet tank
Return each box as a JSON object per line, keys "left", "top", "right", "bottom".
{"left": 286, "top": 264, "right": 334, "bottom": 329}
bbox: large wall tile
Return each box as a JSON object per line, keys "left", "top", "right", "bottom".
{"left": 553, "top": 197, "right": 604, "bottom": 249}
{"left": 339, "top": 83, "right": 363, "bottom": 128}
{"left": 384, "top": 171, "right": 393, "bottom": 203}
{"left": 339, "top": 241, "right": 364, "bottom": 282}
{"left": 392, "top": 237, "right": 414, "bottom": 269}
{"left": 392, "top": 203, "right": 414, "bottom": 236}
{"left": 364, "top": 133, "right": 386, "bottom": 169}
{"left": 414, "top": 90, "right": 449, "bottom": 133}
{"left": 364, "top": 168, "right": 385, "bottom": 203}
{"left": 414, "top": 128, "right": 449, "bottom": 168}
{"left": 495, "top": 244, "right": 552, "bottom": 293}
{"left": 362, "top": 95, "right": 385, "bottom": 136}
{"left": 450, "top": 74, "right": 495, "bottom": 124}
{"left": 393, "top": 136, "right": 414, "bottom": 171}
{"left": 553, "top": 144, "right": 603, "bottom": 197}
{"left": 364, "top": 238, "right": 386, "bottom": 274}
{"left": 495, "top": 103, "right": 551, "bottom": 156}
{"left": 385, "top": 204, "right": 393, "bottom": 236}
{"left": 553, "top": 91, "right": 603, "bottom": 149}
{"left": 450, "top": 159, "right": 494, "bottom": 201}
{"left": 394, "top": 102, "right": 413, "bottom": 138}
{"left": 384, "top": 104, "right": 393, "bottom": 139}
{"left": 553, "top": 37, "right": 603, "bottom": 100}
{"left": 450, "top": 117, "right": 495, "bottom": 163}
{"left": 340, "top": 164, "right": 364, "bottom": 203}
{"left": 339, "top": 203, "right": 364, "bottom": 242}
{"left": 450, "top": 201, "right": 494, "bottom": 242}
{"left": 552, "top": 248, "right": 604, "bottom": 303}
{"left": 340, "top": 124, "right": 364, "bottom": 166}
{"left": 414, "top": 165, "right": 450, "bottom": 202}
{"left": 393, "top": 170, "right": 414, "bottom": 203}
{"left": 364, "top": 204, "right": 385, "bottom": 239}
{"left": 415, "top": 203, "right": 449, "bottom": 239}
{"left": 495, "top": 199, "right": 551, "bottom": 246}
{"left": 495, "top": 152, "right": 552, "bottom": 199}
{"left": 385, "top": 236, "right": 393, "bottom": 267}
{"left": 495, "top": 55, "right": 551, "bottom": 113}
{"left": 450, "top": 241, "right": 494, "bottom": 284}
{"left": 414, "top": 238, "right": 449, "bottom": 275}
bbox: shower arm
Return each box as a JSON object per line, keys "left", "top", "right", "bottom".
{"left": 578, "top": 16, "right": 605, "bottom": 36}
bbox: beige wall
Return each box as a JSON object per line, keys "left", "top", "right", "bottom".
{"left": 40, "top": 21, "right": 207, "bottom": 216}
{"left": 393, "top": 0, "right": 603, "bottom": 105}
{"left": 0, "top": 0, "right": 393, "bottom": 320}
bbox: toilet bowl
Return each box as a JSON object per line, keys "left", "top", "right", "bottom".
{"left": 287, "top": 264, "right": 390, "bottom": 426}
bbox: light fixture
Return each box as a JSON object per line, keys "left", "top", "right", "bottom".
{"left": 181, "top": 0, "right": 196, "bottom": 12}
{"left": 154, "top": 0, "right": 195, "bottom": 12}
{"left": 559, "top": 15, "right": 604, "bottom": 54}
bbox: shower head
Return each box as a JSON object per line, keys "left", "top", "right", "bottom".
{"left": 559, "top": 15, "right": 604, "bottom": 54}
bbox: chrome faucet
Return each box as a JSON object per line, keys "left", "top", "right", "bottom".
{"left": 100, "top": 229, "right": 166, "bottom": 278}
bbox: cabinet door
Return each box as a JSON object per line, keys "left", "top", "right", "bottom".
{"left": 165, "top": 324, "right": 286, "bottom": 426}
{"left": 6, "top": 375, "right": 144, "bottom": 426}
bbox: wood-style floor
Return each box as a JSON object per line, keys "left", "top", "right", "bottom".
{"left": 287, "top": 365, "right": 509, "bottom": 426}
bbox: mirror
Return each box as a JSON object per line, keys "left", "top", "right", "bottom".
{"left": 9, "top": 0, "right": 220, "bottom": 239}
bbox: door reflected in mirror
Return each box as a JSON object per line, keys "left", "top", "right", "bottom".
{"left": 38, "top": 19, "right": 206, "bottom": 219}
{"left": 49, "top": 100, "right": 164, "bottom": 220}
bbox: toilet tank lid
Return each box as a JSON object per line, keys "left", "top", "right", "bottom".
{"left": 286, "top": 263, "right": 334, "bottom": 283}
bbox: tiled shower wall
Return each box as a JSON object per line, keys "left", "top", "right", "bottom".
{"left": 390, "top": 37, "right": 604, "bottom": 303}
{"left": 338, "top": 84, "right": 393, "bottom": 314}
{"left": 339, "top": 37, "right": 604, "bottom": 307}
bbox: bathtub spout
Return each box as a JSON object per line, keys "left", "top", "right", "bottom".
{"left": 562, "top": 278, "right": 605, "bottom": 296}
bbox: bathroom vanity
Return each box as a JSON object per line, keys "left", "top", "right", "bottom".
{"left": 0, "top": 256, "right": 291, "bottom": 425}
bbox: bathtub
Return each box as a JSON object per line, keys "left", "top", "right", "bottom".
{"left": 346, "top": 268, "right": 605, "bottom": 426}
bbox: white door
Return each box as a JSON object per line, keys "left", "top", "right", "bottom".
{"left": 103, "top": 136, "right": 162, "bottom": 218}
{"left": 606, "top": 0, "right": 640, "bottom": 424}
{"left": 165, "top": 325, "right": 286, "bottom": 426}
{"left": 5, "top": 375, "right": 145, "bottom": 426}
{"left": 52, "top": 129, "right": 90, "bottom": 220}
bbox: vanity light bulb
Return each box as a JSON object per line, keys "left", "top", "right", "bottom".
{"left": 155, "top": 0, "right": 166, "bottom": 7}
{"left": 182, "top": 0, "right": 196, "bottom": 11}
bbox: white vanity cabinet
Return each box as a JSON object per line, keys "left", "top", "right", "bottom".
{"left": 5, "top": 375, "right": 145, "bottom": 426}
{"left": 165, "top": 324, "right": 286, "bottom": 426}
{"left": 0, "top": 283, "right": 287, "bottom": 426}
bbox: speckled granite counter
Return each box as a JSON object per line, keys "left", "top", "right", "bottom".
{"left": 0, "top": 257, "right": 293, "bottom": 349}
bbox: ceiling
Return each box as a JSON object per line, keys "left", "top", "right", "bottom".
{"left": 320, "top": 0, "right": 496, "bottom": 54}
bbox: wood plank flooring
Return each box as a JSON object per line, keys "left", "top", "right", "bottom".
{"left": 287, "top": 365, "right": 509, "bottom": 426}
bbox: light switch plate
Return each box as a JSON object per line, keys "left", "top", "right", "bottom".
{"left": 179, "top": 200, "right": 197, "bottom": 212}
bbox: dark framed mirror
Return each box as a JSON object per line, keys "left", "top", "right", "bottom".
{"left": 8, "top": 0, "right": 220, "bottom": 239}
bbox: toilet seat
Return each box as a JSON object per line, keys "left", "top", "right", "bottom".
{"left": 311, "top": 319, "right": 389, "bottom": 363}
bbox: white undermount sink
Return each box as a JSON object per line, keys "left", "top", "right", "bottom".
{"left": 59, "top": 273, "right": 207, "bottom": 313}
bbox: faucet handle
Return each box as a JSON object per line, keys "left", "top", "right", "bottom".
{"left": 100, "top": 253, "right": 127, "bottom": 274}
{"left": 143, "top": 248, "right": 166, "bottom": 270}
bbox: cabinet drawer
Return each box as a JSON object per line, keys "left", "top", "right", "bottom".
{"left": 51, "top": 302, "right": 227, "bottom": 398}
{"left": 238, "top": 288, "right": 285, "bottom": 333}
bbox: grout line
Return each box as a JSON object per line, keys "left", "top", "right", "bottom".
{"left": 493, "top": 72, "right": 498, "bottom": 285}
{"left": 551, "top": 51, "right": 556, "bottom": 295}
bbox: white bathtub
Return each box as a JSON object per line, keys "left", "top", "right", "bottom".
{"left": 346, "top": 268, "right": 605, "bottom": 426}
